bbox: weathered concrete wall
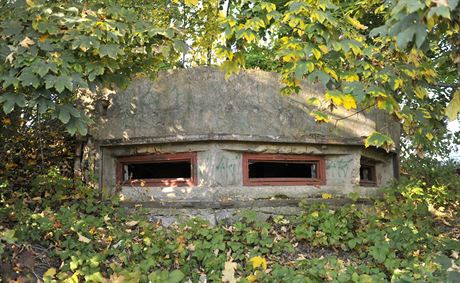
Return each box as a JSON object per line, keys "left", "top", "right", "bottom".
{"left": 91, "top": 67, "right": 400, "bottom": 148}
{"left": 85, "top": 67, "right": 400, "bottom": 207}
{"left": 96, "top": 142, "right": 395, "bottom": 205}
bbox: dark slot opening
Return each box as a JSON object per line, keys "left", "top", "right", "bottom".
{"left": 360, "top": 165, "right": 374, "bottom": 181}
{"left": 125, "top": 161, "right": 191, "bottom": 180}
{"left": 248, "top": 161, "right": 317, "bottom": 179}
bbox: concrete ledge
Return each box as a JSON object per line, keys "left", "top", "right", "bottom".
{"left": 121, "top": 197, "right": 374, "bottom": 209}
{"left": 97, "top": 133, "right": 366, "bottom": 147}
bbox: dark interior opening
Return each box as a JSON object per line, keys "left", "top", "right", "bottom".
{"left": 248, "top": 161, "right": 317, "bottom": 179}
{"left": 124, "top": 161, "right": 191, "bottom": 180}
{"left": 360, "top": 165, "right": 374, "bottom": 181}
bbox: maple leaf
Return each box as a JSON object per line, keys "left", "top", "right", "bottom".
{"left": 19, "top": 36, "right": 35, "bottom": 48}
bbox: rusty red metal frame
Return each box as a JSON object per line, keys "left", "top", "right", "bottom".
{"left": 242, "top": 153, "right": 326, "bottom": 186}
{"left": 116, "top": 152, "right": 197, "bottom": 187}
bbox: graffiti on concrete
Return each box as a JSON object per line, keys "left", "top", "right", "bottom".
{"left": 198, "top": 153, "right": 240, "bottom": 186}
{"left": 327, "top": 157, "right": 354, "bottom": 179}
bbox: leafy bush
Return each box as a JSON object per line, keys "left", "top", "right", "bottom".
{"left": 1, "top": 168, "right": 459, "bottom": 282}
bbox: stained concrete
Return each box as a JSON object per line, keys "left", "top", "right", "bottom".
{"left": 84, "top": 67, "right": 400, "bottom": 208}
{"left": 92, "top": 67, "right": 400, "bottom": 147}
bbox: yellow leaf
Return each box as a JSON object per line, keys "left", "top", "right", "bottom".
{"left": 426, "top": 133, "right": 434, "bottom": 141}
{"left": 77, "top": 233, "right": 91, "bottom": 243}
{"left": 2, "top": 118, "right": 11, "bottom": 125}
{"left": 414, "top": 86, "right": 427, "bottom": 99}
{"left": 5, "top": 163, "right": 17, "bottom": 170}
{"left": 344, "top": 73, "right": 359, "bottom": 82}
{"left": 63, "top": 272, "right": 79, "bottom": 283}
{"left": 342, "top": 95, "right": 357, "bottom": 110}
{"left": 322, "top": 193, "right": 333, "bottom": 199}
{"left": 243, "top": 31, "right": 256, "bottom": 42}
{"left": 318, "top": 44, "right": 329, "bottom": 54}
{"left": 311, "top": 211, "right": 319, "bottom": 217}
{"left": 247, "top": 274, "right": 257, "bottom": 282}
{"left": 310, "top": 110, "right": 329, "bottom": 123}
{"left": 184, "top": 0, "right": 199, "bottom": 6}
{"left": 44, "top": 268, "right": 57, "bottom": 278}
{"left": 446, "top": 90, "right": 460, "bottom": 121}
{"left": 346, "top": 15, "right": 367, "bottom": 30}
{"left": 312, "top": 48, "right": 321, "bottom": 60}
{"left": 393, "top": 78, "right": 404, "bottom": 91}
{"left": 249, "top": 256, "right": 267, "bottom": 270}
{"left": 39, "top": 34, "right": 49, "bottom": 42}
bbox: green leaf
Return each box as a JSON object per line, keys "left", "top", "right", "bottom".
{"left": 168, "top": 270, "right": 185, "bottom": 283}
{"left": 0, "top": 92, "right": 26, "bottom": 114}
{"left": 173, "top": 39, "right": 188, "bottom": 54}
{"left": 54, "top": 75, "right": 73, "bottom": 93}
{"left": 427, "top": 6, "right": 451, "bottom": 19}
{"left": 36, "top": 21, "right": 59, "bottom": 34}
{"left": 364, "top": 132, "right": 394, "bottom": 152}
{"left": 58, "top": 108, "right": 71, "bottom": 124}
{"left": 307, "top": 70, "right": 330, "bottom": 86}
{"left": 19, "top": 70, "right": 40, "bottom": 88}
{"left": 99, "top": 44, "right": 123, "bottom": 59}
{"left": 294, "top": 62, "right": 308, "bottom": 81}
{"left": 396, "top": 24, "right": 427, "bottom": 49}
{"left": 2, "top": 20, "right": 23, "bottom": 36}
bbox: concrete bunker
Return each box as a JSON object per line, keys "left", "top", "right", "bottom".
{"left": 80, "top": 67, "right": 400, "bottom": 208}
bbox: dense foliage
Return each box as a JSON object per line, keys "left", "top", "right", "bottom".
{"left": 1, "top": 163, "right": 459, "bottom": 282}
{"left": 0, "top": 0, "right": 459, "bottom": 154}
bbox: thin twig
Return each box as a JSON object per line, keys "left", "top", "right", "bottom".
{"left": 334, "top": 102, "right": 377, "bottom": 127}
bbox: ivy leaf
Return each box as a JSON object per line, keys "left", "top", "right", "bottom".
{"left": 364, "top": 132, "right": 394, "bottom": 152}
{"left": 43, "top": 268, "right": 57, "bottom": 278}
{"left": 168, "top": 270, "right": 185, "bottom": 283}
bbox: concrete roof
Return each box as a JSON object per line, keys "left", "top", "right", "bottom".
{"left": 90, "top": 67, "right": 399, "bottom": 148}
